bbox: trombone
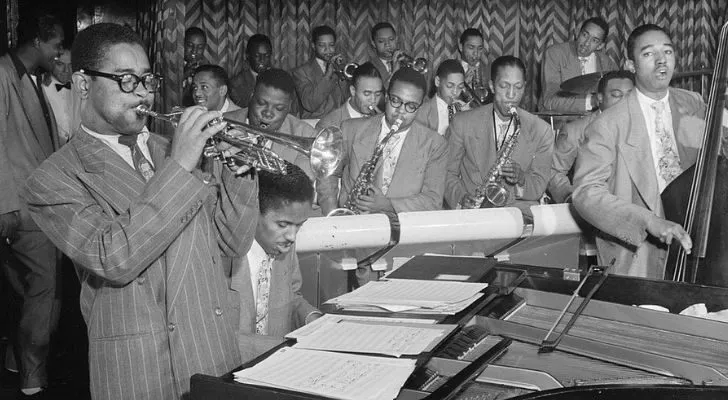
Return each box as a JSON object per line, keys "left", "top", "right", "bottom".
{"left": 135, "top": 105, "right": 343, "bottom": 178}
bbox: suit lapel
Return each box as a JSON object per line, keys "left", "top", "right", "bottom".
{"left": 231, "top": 256, "right": 256, "bottom": 332}
{"left": 565, "top": 43, "right": 582, "bottom": 79}
{"left": 620, "top": 93, "right": 660, "bottom": 210}
{"left": 388, "top": 123, "right": 421, "bottom": 195}
{"left": 476, "top": 105, "right": 497, "bottom": 177}
{"left": 8, "top": 67, "right": 54, "bottom": 158}
{"left": 353, "top": 118, "right": 381, "bottom": 170}
{"left": 267, "top": 255, "right": 289, "bottom": 335}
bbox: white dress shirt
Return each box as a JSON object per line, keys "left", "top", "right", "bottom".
{"left": 579, "top": 53, "right": 597, "bottom": 111}
{"left": 83, "top": 125, "right": 155, "bottom": 169}
{"left": 635, "top": 88, "right": 675, "bottom": 193}
{"left": 316, "top": 58, "right": 327, "bottom": 74}
{"left": 346, "top": 99, "right": 365, "bottom": 119}
{"left": 42, "top": 76, "right": 72, "bottom": 143}
{"left": 380, "top": 58, "right": 392, "bottom": 73}
{"left": 435, "top": 95, "right": 449, "bottom": 136}
{"left": 246, "top": 240, "right": 270, "bottom": 303}
{"left": 377, "top": 116, "right": 410, "bottom": 193}
{"left": 219, "top": 98, "right": 232, "bottom": 113}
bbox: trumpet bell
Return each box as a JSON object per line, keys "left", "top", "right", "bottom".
{"left": 343, "top": 63, "right": 359, "bottom": 80}
{"left": 412, "top": 57, "right": 428, "bottom": 74}
{"left": 310, "top": 126, "right": 344, "bottom": 178}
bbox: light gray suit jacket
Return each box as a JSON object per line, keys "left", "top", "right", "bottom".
{"left": 22, "top": 129, "right": 258, "bottom": 399}
{"left": 414, "top": 96, "right": 440, "bottom": 133}
{"left": 317, "top": 117, "right": 448, "bottom": 213}
{"left": 444, "top": 104, "right": 554, "bottom": 211}
{"left": 539, "top": 41, "right": 617, "bottom": 113}
{"left": 573, "top": 88, "right": 706, "bottom": 278}
{"left": 231, "top": 244, "right": 317, "bottom": 363}
{"left": 548, "top": 112, "right": 599, "bottom": 203}
{"left": 292, "top": 58, "right": 348, "bottom": 119}
{"left": 315, "top": 102, "right": 355, "bottom": 131}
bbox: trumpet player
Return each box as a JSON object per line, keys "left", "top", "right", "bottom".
{"left": 445, "top": 56, "right": 553, "bottom": 215}
{"left": 230, "top": 34, "right": 273, "bottom": 109}
{"left": 416, "top": 59, "right": 468, "bottom": 135}
{"left": 458, "top": 28, "right": 491, "bottom": 105}
{"left": 292, "top": 25, "right": 349, "bottom": 119}
{"left": 316, "top": 62, "right": 384, "bottom": 130}
{"left": 368, "top": 22, "right": 399, "bottom": 86}
{"left": 22, "top": 23, "right": 258, "bottom": 399}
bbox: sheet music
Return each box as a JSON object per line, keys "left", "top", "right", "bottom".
{"left": 293, "top": 320, "right": 452, "bottom": 357}
{"left": 286, "top": 314, "right": 437, "bottom": 340}
{"left": 326, "top": 279, "right": 488, "bottom": 308}
{"left": 234, "top": 347, "right": 416, "bottom": 400}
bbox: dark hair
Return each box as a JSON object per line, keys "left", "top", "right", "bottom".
{"left": 352, "top": 62, "right": 382, "bottom": 88}
{"left": 258, "top": 163, "right": 314, "bottom": 214}
{"left": 459, "top": 28, "right": 483, "bottom": 45}
{"left": 436, "top": 59, "right": 465, "bottom": 79}
{"left": 312, "top": 25, "right": 336, "bottom": 43}
{"left": 370, "top": 22, "right": 396, "bottom": 41}
{"left": 72, "top": 23, "right": 144, "bottom": 72}
{"left": 597, "top": 70, "right": 635, "bottom": 94}
{"left": 627, "top": 24, "right": 670, "bottom": 61}
{"left": 388, "top": 67, "right": 426, "bottom": 98}
{"left": 246, "top": 34, "right": 272, "bottom": 57}
{"left": 194, "top": 64, "right": 229, "bottom": 88}
{"left": 581, "top": 17, "right": 609, "bottom": 41}
{"left": 490, "top": 55, "right": 526, "bottom": 82}
{"left": 255, "top": 68, "right": 296, "bottom": 98}
{"left": 184, "top": 27, "right": 205, "bottom": 41}
{"left": 16, "top": 12, "right": 62, "bottom": 47}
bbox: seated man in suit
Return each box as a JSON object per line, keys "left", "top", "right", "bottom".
{"left": 230, "top": 34, "right": 273, "bottom": 109}
{"left": 233, "top": 163, "right": 322, "bottom": 363}
{"left": 22, "top": 23, "right": 258, "bottom": 399}
{"left": 292, "top": 25, "right": 349, "bottom": 119}
{"left": 226, "top": 68, "right": 317, "bottom": 178}
{"left": 415, "top": 59, "right": 467, "bottom": 135}
{"left": 458, "top": 28, "right": 491, "bottom": 106}
{"left": 182, "top": 26, "right": 206, "bottom": 106}
{"left": 548, "top": 70, "right": 634, "bottom": 203}
{"left": 315, "top": 62, "right": 383, "bottom": 131}
{"left": 192, "top": 64, "right": 241, "bottom": 113}
{"left": 540, "top": 17, "right": 618, "bottom": 113}
{"left": 573, "top": 24, "right": 706, "bottom": 279}
{"left": 445, "top": 56, "right": 553, "bottom": 215}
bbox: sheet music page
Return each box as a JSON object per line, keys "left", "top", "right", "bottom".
{"left": 286, "top": 314, "right": 437, "bottom": 340}
{"left": 326, "top": 279, "right": 488, "bottom": 308}
{"left": 293, "top": 320, "right": 452, "bottom": 357}
{"left": 234, "top": 347, "right": 416, "bottom": 400}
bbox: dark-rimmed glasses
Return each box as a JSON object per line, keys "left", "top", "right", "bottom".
{"left": 81, "top": 69, "right": 163, "bottom": 93}
{"left": 387, "top": 94, "right": 421, "bottom": 113}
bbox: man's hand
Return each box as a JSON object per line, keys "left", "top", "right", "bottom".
{"left": 213, "top": 141, "right": 254, "bottom": 176}
{"left": 646, "top": 215, "right": 692, "bottom": 253}
{"left": 170, "top": 106, "right": 228, "bottom": 172}
{"left": 0, "top": 211, "right": 20, "bottom": 244}
{"left": 460, "top": 193, "right": 481, "bottom": 209}
{"left": 356, "top": 185, "right": 394, "bottom": 213}
{"left": 499, "top": 162, "right": 525, "bottom": 186}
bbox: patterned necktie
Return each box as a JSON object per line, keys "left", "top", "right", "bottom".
{"left": 255, "top": 255, "right": 274, "bottom": 335}
{"left": 380, "top": 133, "right": 402, "bottom": 195}
{"left": 118, "top": 134, "right": 155, "bottom": 181}
{"left": 497, "top": 122, "right": 510, "bottom": 151}
{"left": 448, "top": 104, "right": 455, "bottom": 121}
{"left": 651, "top": 102, "right": 682, "bottom": 187}
{"left": 578, "top": 57, "right": 589, "bottom": 75}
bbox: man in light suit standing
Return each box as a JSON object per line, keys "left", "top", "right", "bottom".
{"left": 573, "top": 24, "right": 705, "bottom": 279}
{"left": 233, "top": 164, "right": 322, "bottom": 363}
{"left": 445, "top": 56, "right": 553, "bottom": 215}
{"left": 0, "top": 12, "right": 63, "bottom": 398}
{"left": 22, "top": 23, "right": 258, "bottom": 399}
{"left": 315, "top": 62, "right": 383, "bottom": 131}
{"left": 292, "top": 25, "right": 349, "bottom": 119}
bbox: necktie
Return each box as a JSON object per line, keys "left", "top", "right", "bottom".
{"left": 380, "top": 133, "right": 402, "bottom": 195}
{"left": 578, "top": 57, "right": 589, "bottom": 75}
{"left": 651, "top": 102, "right": 682, "bottom": 187}
{"left": 255, "top": 255, "right": 274, "bottom": 335}
{"left": 387, "top": 60, "right": 394, "bottom": 73}
{"left": 448, "top": 104, "right": 455, "bottom": 121}
{"left": 55, "top": 82, "right": 71, "bottom": 91}
{"left": 118, "top": 134, "right": 155, "bottom": 181}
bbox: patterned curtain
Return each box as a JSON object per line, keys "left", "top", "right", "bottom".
{"left": 140, "top": 0, "right": 727, "bottom": 112}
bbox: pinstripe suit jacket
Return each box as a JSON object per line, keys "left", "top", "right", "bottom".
{"left": 22, "top": 129, "right": 259, "bottom": 400}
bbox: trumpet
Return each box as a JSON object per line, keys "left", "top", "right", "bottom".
{"left": 135, "top": 105, "right": 343, "bottom": 178}
{"left": 397, "top": 52, "right": 428, "bottom": 74}
{"left": 329, "top": 54, "right": 358, "bottom": 80}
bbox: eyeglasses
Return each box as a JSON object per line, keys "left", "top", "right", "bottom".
{"left": 387, "top": 94, "right": 421, "bottom": 113}
{"left": 81, "top": 69, "right": 163, "bottom": 93}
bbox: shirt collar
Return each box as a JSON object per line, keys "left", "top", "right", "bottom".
{"left": 220, "top": 98, "right": 231, "bottom": 113}
{"left": 315, "top": 57, "right": 327, "bottom": 74}
{"left": 346, "top": 99, "right": 364, "bottom": 118}
{"left": 82, "top": 124, "right": 151, "bottom": 144}
{"left": 635, "top": 87, "right": 670, "bottom": 108}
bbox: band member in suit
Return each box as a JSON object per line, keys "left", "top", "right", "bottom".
{"left": 42, "top": 47, "right": 73, "bottom": 144}
{"left": 192, "top": 64, "right": 241, "bottom": 113}
{"left": 182, "top": 26, "right": 206, "bottom": 106}
{"left": 22, "top": 23, "right": 258, "bottom": 399}
{"left": 458, "top": 28, "right": 491, "bottom": 105}
{"left": 416, "top": 59, "right": 467, "bottom": 135}
{"left": 368, "top": 22, "right": 400, "bottom": 87}
{"left": 445, "top": 56, "right": 553, "bottom": 215}
{"left": 0, "top": 12, "right": 63, "bottom": 398}
{"left": 573, "top": 24, "right": 706, "bottom": 278}
{"left": 315, "top": 62, "right": 383, "bottom": 131}
{"left": 540, "top": 17, "right": 618, "bottom": 113}
{"left": 292, "top": 25, "right": 349, "bottom": 119}
{"left": 548, "top": 70, "right": 634, "bottom": 203}
{"left": 226, "top": 68, "right": 317, "bottom": 178}
{"left": 230, "top": 34, "right": 273, "bottom": 109}
{"left": 233, "top": 164, "right": 322, "bottom": 363}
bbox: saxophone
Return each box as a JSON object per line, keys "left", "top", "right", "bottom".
{"left": 471, "top": 106, "right": 521, "bottom": 208}
{"left": 327, "top": 117, "right": 404, "bottom": 216}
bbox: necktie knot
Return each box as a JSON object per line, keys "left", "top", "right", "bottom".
{"left": 118, "top": 134, "right": 139, "bottom": 148}
{"left": 651, "top": 101, "right": 665, "bottom": 114}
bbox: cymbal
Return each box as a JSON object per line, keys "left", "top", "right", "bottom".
{"left": 535, "top": 110, "right": 585, "bottom": 117}
{"left": 559, "top": 72, "right": 606, "bottom": 94}
{"left": 671, "top": 69, "right": 713, "bottom": 79}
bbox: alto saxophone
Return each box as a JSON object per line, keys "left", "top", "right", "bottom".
{"left": 471, "top": 106, "right": 521, "bottom": 208}
{"left": 327, "top": 117, "right": 404, "bottom": 216}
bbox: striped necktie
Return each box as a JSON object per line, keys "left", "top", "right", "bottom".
{"left": 118, "top": 134, "right": 155, "bottom": 181}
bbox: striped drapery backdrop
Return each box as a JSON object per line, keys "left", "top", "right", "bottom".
{"left": 140, "top": 0, "right": 728, "bottom": 114}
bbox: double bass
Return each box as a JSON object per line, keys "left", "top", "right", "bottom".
{"left": 662, "top": 22, "right": 728, "bottom": 286}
